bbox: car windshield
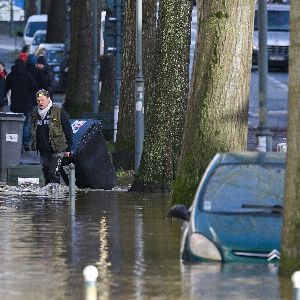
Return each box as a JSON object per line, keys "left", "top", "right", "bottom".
{"left": 32, "top": 33, "right": 46, "bottom": 45}
{"left": 45, "top": 50, "right": 64, "bottom": 64}
{"left": 200, "top": 163, "right": 285, "bottom": 213}
{"left": 254, "top": 10, "right": 290, "bottom": 31}
{"left": 26, "top": 22, "right": 47, "bottom": 37}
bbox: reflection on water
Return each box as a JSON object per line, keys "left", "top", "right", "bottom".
{"left": 0, "top": 185, "right": 290, "bottom": 299}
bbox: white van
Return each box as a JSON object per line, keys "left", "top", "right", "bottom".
{"left": 252, "top": 3, "right": 290, "bottom": 69}
{"left": 23, "top": 14, "right": 48, "bottom": 45}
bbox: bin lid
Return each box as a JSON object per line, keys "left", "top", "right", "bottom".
{"left": 0, "top": 112, "right": 25, "bottom": 121}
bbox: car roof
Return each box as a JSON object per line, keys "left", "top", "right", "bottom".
{"left": 214, "top": 151, "right": 286, "bottom": 165}
{"left": 256, "top": 4, "right": 290, "bottom": 11}
{"left": 37, "top": 43, "right": 65, "bottom": 50}
{"left": 27, "top": 14, "right": 48, "bottom": 21}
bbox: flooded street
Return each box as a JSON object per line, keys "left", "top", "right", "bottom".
{"left": 0, "top": 186, "right": 292, "bottom": 299}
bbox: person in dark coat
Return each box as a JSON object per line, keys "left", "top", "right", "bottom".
{"left": 26, "top": 54, "right": 38, "bottom": 77}
{"left": 26, "top": 54, "right": 39, "bottom": 106}
{"left": 35, "top": 56, "right": 54, "bottom": 98}
{"left": 0, "top": 61, "right": 8, "bottom": 112}
{"left": 6, "top": 59, "right": 38, "bottom": 151}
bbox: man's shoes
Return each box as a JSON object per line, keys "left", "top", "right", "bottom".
{"left": 23, "top": 144, "right": 31, "bottom": 151}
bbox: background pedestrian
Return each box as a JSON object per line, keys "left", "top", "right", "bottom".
{"left": 35, "top": 56, "right": 54, "bottom": 98}
{"left": 6, "top": 59, "right": 38, "bottom": 151}
{"left": 19, "top": 45, "right": 29, "bottom": 62}
{"left": 0, "top": 61, "right": 8, "bottom": 112}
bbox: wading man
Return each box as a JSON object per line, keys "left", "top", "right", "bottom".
{"left": 31, "top": 89, "right": 73, "bottom": 185}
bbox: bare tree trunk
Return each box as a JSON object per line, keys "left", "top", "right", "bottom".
{"left": 64, "top": 0, "right": 95, "bottom": 117}
{"left": 99, "top": 55, "right": 115, "bottom": 113}
{"left": 280, "top": 0, "right": 300, "bottom": 277}
{"left": 46, "top": 0, "right": 66, "bottom": 43}
{"left": 130, "top": 0, "right": 192, "bottom": 192}
{"left": 41, "top": 0, "right": 51, "bottom": 14}
{"left": 114, "top": 0, "right": 157, "bottom": 171}
{"left": 25, "top": 0, "right": 36, "bottom": 18}
{"left": 172, "top": 0, "right": 255, "bottom": 205}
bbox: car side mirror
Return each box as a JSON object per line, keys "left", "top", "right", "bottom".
{"left": 16, "top": 31, "right": 23, "bottom": 37}
{"left": 168, "top": 204, "right": 190, "bottom": 221}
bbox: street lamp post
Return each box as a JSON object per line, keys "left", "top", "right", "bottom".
{"left": 135, "top": 0, "right": 145, "bottom": 173}
{"left": 10, "top": 0, "right": 14, "bottom": 37}
{"left": 92, "top": 0, "right": 100, "bottom": 113}
{"left": 256, "top": 0, "right": 272, "bottom": 152}
{"left": 35, "top": 0, "right": 41, "bottom": 14}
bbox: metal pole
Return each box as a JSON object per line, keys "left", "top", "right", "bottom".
{"left": 10, "top": 0, "right": 14, "bottom": 37}
{"left": 92, "top": 0, "right": 100, "bottom": 113}
{"left": 83, "top": 265, "right": 98, "bottom": 300}
{"left": 135, "top": 0, "right": 145, "bottom": 173}
{"left": 35, "top": 0, "right": 41, "bottom": 14}
{"left": 113, "top": 0, "right": 122, "bottom": 142}
{"left": 65, "top": 0, "right": 71, "bottom": 53}
{"left": 292, "top": 271, "right": 300, "bottom": 300}
{"left": 256, "top": 0, "right": 272, "bottom": 152}
{"left": 69, "top": 163, "right": 75, "bottom": 200}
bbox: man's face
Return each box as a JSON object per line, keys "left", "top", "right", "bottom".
{"left": 36, "top": 95, "right": 50, "bottom": 109}
{"left": 36, "top": 63, "right": 45, "bottom": 69}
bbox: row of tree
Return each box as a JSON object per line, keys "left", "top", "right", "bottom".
{"left": 27, "top": 0, "right": 300, "bottom": 277}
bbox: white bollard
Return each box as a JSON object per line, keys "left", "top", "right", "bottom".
{"left": 83, "top": 265, "right": 99, "bottom": 300}
{"left": 291, "top": 271, "right": 300, "bottom": 300}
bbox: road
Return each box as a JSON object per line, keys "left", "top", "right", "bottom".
{"left": 190, "top": 8, "right": 288, "bottom": 132}
{"left": 249, "top": 68, "right": 288, "bottom": 130}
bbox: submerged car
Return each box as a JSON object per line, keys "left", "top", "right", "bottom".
{"left": 169, "top": 151, "right": 285, "bottom": 263}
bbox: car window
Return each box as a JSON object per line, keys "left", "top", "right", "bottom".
{"left": 32, "top": 33, "right": 46, "bottom": 45}
{"left": 26, "top": 22, "right": 47, "bottom": 37}
{"left": 45, "top": 50, "right": 64, "bottom": 64}
{"left": 199, "top": 164, "right": 285, "bottom": 213}
{"left": 254, "top": 10, "right": 290, "bottom": 31}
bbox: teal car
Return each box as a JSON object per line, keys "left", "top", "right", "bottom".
{"left": 170, "top": 152, "right": 285, "bottom": 263}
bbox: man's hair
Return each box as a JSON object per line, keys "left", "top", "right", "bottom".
{"left": 36, "top": 89, "right": 49, "bottom": 98}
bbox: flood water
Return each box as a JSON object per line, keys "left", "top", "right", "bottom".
{"left": 0, "top": 185, "right": 293, "bottom": 299}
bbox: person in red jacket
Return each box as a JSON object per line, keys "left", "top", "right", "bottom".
{"left": 0, "top": 61, "right": 7, "bottom": 112}
{"left": 18, "top": 45, "right": 29, "bottom": 62}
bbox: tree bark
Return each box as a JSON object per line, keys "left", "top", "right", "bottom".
{"left": 41, "top": 0, "right": 51, "bottom": 14}
{"left": 130, "top": 0, "right": 192, "bottom": 192}
{"left": 99, "top": 55, "right": 115, "bottom": 113}
{"left": 64, "top": 0, "right": 95, "bottom": 117}
{"left": 280, "top": 0, "right": 300, "bottom": 277}
{"left": 46, "top": 0, "right": 66, "bottom": 43}
{"left": 172, "top": 0, "right": 255, "bottom": 205}
{"left": 25, "top": 0, "right": 36, "bottom": 18}
{"left": 114, "top": 0, "right": 158, "bottom": 171}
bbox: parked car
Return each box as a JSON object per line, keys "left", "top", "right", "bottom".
{"left": 169, "top": 151, "right": 285, "bottom": 263}
{"left": 29, "top": 30, "right": 46, "bottom": 54}
{"left": 23, "top": 14, "right": 47, "bottom": 46}
{"left": 36, "top": 43, "right": 65, "bottom": 92}
{"left": 252, "top": 3, "right": 290, "bottom": 69}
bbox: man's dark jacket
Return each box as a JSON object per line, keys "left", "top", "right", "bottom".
{"left": 6, "top": 59, "right": 37, "bottom": 113}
